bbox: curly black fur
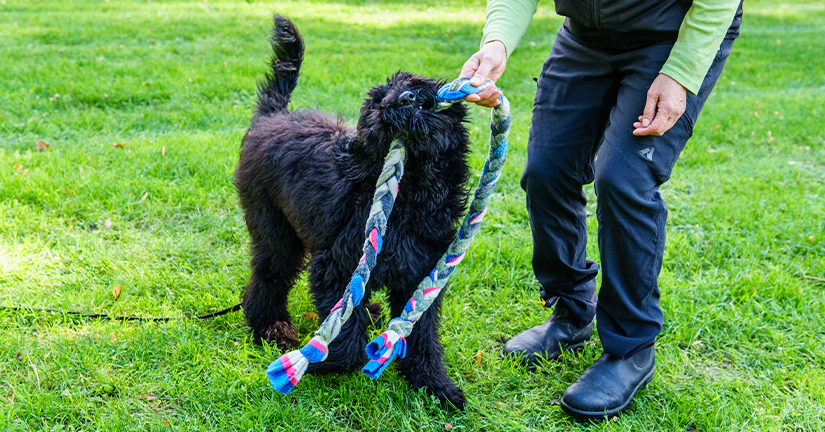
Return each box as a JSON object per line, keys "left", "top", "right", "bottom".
{"left": 235, "top": 15, "right": 471, "bottom": 409}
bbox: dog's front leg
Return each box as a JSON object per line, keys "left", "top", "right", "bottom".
{"left": 305, "top": 251, "right": 372, "bottom": 374}
{"left": 243, "top": 245, "right": 304, "bottom": 349}
{"left": 304, "top": 305, "right": 371, "bottom": 375}
{"left": 389, "top": 293, "right": 466, "bottom": 411}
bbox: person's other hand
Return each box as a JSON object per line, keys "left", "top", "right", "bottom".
{"left": 459, "top": 40, "right": 507, "bottom": 107}
{"left": 633, "top": 74, "right": 687, "bottom": 136}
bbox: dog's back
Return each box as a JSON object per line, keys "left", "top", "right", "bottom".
{"left": 237, "top": 15, "right": 357, "bottom": 254}
{"left": 255, "top": 15, "right": 304, "bottom": 117}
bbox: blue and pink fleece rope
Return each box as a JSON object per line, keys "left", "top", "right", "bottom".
{"left": 267, "top": 77, "right": 510, "bottom": 393}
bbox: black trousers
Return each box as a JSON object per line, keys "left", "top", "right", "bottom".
{"left": 521, "top": 9, "right": 742, "bottom": 359}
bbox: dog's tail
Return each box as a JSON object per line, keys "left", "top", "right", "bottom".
{"left": 256, "top": 15, "right": 304, "bottom": 116}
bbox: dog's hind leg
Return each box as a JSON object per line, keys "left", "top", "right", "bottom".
{"left": 304, "top": 251, "right": 373, "bottom": 374}
{"left": 388, "top": 290, "right": 466, "bottom": 411}
{"left": 242, "top": 207, "right": 305, "bottom": 350}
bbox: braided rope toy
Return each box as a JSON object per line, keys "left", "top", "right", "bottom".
{"left": 267, "top": 78, "right": 510, "bottom": 393}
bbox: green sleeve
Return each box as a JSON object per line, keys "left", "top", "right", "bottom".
{"left": 660, "top": 0, "right": 740, "bottom": 94}
{"left": 480, "top": 0, "right": 539, "bottom": 58}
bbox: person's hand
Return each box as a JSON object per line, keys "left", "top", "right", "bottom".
{"left": 459, "top": 40, "right": 507, "bottom": 107}
{"left": 633, "top": 74, "right": 687, "bottom": 136}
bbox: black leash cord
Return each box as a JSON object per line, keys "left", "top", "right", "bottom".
{"left": 1, "top": 302, "right": 243, "bottom": 322}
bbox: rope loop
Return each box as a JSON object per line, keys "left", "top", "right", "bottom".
{"left": 434, "top": 78, "right": 501, "bottom": 111}
{"left": 267, "top": 77, "right": 510, "bottom": 393}
{"left": 363, "top": 79, "right": 509, "bottom": 379}
{"left": 266, "top": 139, "right": 405, "bottom": 393}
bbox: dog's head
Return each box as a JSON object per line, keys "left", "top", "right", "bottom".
{"left": 357, "top": 72, "right": 468, "bottom": 156}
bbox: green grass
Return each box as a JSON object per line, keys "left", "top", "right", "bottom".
{"left": 1, "top": 0, "right": 824, "bottom": 430}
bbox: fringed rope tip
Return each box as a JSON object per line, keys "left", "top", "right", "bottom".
{"left": 362, "top": 330, "right": 407, "bottom": 379}
{"left": 266, "top": 336, "right": 329, "bottom": 393}
{"left": 267, "top": 350, "right": 308, "bottom": 394}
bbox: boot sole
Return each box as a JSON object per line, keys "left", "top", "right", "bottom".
{"left": 559, "top": 365, "right": 655, "bottom": 421}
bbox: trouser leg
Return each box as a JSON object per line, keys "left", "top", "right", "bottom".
{"left": 520, "top": 27, "right": 620, "bottom": 326}
{"left": 594, "top": 32, "right": 739, "bottom": 359}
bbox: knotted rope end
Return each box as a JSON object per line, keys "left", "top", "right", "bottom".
{"left": 266, "top": 350, "right": 308, "bottom": 394}
{"left": 362, "top": 330, "right": 407, "bottom": 379}
{"left": 266, "top": 336, "right": 329, "bottom": 393}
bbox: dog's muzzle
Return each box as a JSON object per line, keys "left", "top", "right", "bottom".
{"left": 398, "top": 91, "right": 416, "bottom": 106}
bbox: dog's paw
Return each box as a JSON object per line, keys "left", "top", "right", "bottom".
{"left": 435, "top": 385, "right": 466, "bottom": 412}
{"left": 365, "top": 301, "right": 383, "bottom": 328}
{"left": 420, "top": 382, "right": 466, "bottom": 412}
{"left": 259, "top": 321, "right": 299, "bottom": 350}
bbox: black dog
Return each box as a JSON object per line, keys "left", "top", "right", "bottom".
{"left": 235, "top": 16, "right": 471, "bottom": 408}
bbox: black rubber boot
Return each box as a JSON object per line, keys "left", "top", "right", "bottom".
{"left": 501, "top": 303, "right": 593, "bottom": 370}
{"left": 560, "top": 344, "right": 655, "bottom": 420}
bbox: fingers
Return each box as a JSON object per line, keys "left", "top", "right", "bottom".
{"left": 634, "top": 73, "right": 687, "bottom": 136}
{"left": 460, "top": 53, "right": 490, "bottom": 103}
{"left": 459, "top": 55, "right": 480, "bottom": 80}
{"left": 633, "top": 103, "right": 659, "bottom": 136}
{"left": 460, "top": 41, "right": 507, "bottom": 107}
{"left": 633, "top": 112, "right": 670, "bottom": 136}
{"left": 633, "top": 92, "right": 659, "bottom": 135}
{"left": 633, "top": 102, "right": 678, "bottom": 136}
{"left": 471, "top": 56, "right": 495, "bottom": 87}
{"left": 463, "top": 52, "right": 500, "bottom": 105}
{"left": 465, "top": 87, "right": 502, "bottom": 107}
{"left": 479, "top": 90, "right": 503, "bottom": 107}
{"left": 642, "top": 92, "right": 658, "bottom": 127}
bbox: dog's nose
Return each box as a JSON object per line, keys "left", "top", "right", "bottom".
{"left": 398, "top": 91, "right": 416, "bottom": 106}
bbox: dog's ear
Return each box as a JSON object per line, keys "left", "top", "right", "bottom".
{"left": 360, "top": 83, "right": 389, "bottom": 132}
{"left": 367, "top": 84, "right": 389, "bottom": 106}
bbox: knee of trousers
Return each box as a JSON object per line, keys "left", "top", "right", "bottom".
{"left": 520, "top": 157, "right": 587, "bottom": 202}
{"left": 593, "top": 155, "right": 656, "bottom": 209}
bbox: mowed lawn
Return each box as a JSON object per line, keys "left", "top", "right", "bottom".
{"left": 1, "top": 0, "right": 824, "bottom": 430}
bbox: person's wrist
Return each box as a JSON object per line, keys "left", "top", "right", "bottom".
{"left": 483, "top": 40, "right": 507, "bottom": 57}
{"left": 659, "top": 73, "right": 687, "bottom": 93}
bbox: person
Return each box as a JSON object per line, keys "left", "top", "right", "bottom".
{"left": 460, "top": 0, "right": 743, "bottom": 420}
